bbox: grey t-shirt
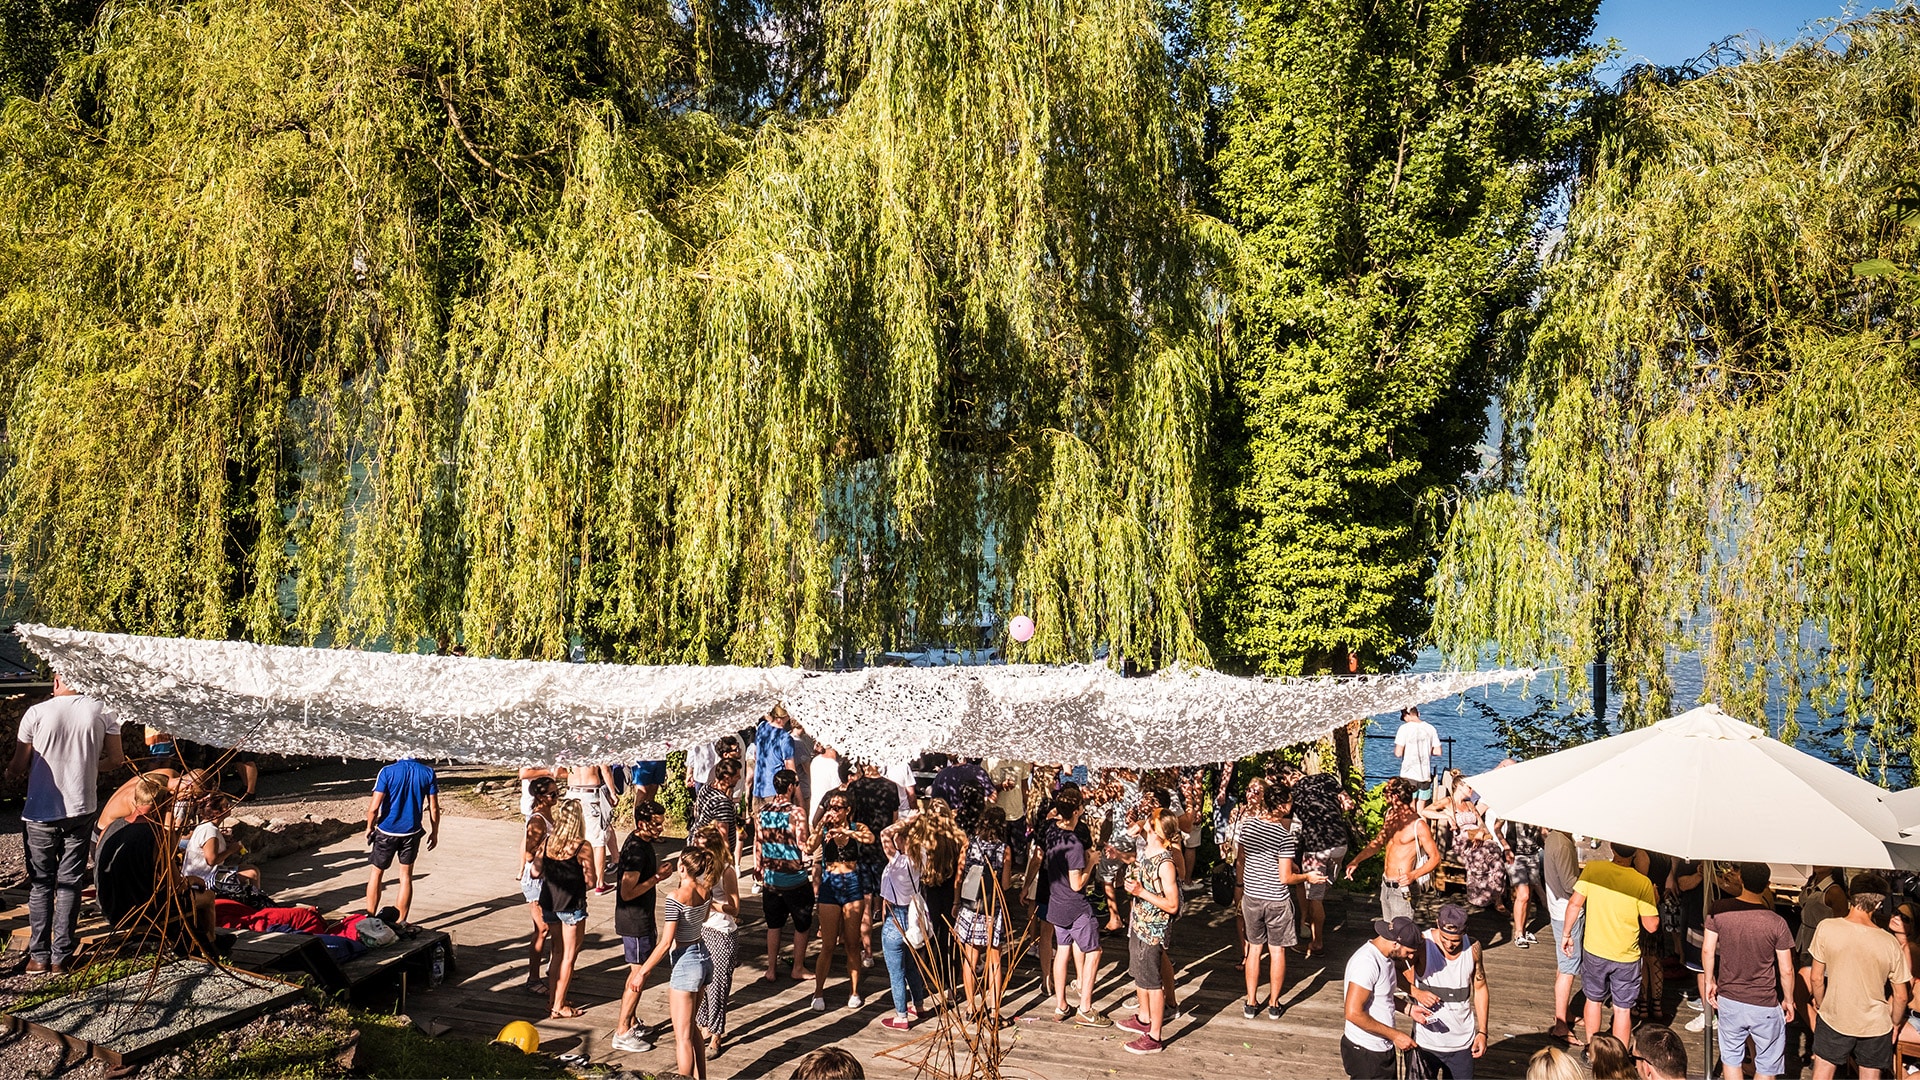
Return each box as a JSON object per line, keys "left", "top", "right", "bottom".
{"left": 1544, "top": 829, "right": 1581, "bottom": 907}
{"left": 17, "top": 694, "right": 121, "bottom": 822}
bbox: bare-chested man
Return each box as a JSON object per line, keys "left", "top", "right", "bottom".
{"left": 563, "top": 763, "right": 617, "bottom": 892}
{"left": 1346, "top": 778, "right": 1441, "bottom": 921}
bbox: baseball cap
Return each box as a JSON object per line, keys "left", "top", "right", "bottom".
{"left": 1372, "top": 915, "right": 1422, "bottom": 949}
{"left": 1436, "top": 904, "right": 1469, "bottom": 934}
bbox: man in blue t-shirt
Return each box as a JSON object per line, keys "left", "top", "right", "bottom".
{"left": 753, "top": 707, "right": 797, "bottom": 806}
{"left": 365, "top": 757, "right": 439, "bottom": 922}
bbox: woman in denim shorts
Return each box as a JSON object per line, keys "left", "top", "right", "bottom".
{"left": 539, "top": 799, "right": 593, "bottom": 1020}
{"left": 637, "top": 844, "right": 717, "bottom": 1080}
{"left": 808, "top": 792, "right": 876, "bottom": 1012}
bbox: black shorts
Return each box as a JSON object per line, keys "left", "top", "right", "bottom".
{"left": 1128, "top": 936, "right": 1166, "bottom": 990}
{"left": 1340, "top": 1035, "right": 1397, "bottom": 1080}
{"left": 857, "top": 856, "right": 885, "bottom": 898}
{"left": 369, "top": 830, "right": 422, "bottom": 869}
{"left": 763, "top": 881, "right": 816, "bottom": 932}
{"left": 1811, "top": 1021, "right": 1894, "bottom": 1073}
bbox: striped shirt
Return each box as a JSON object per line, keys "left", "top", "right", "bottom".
{"left": 1238, "top": 817, "right": 1298, "bottom": 902}
{"left": 664, "top": 894, "right": 711, "bottom": 947}
{"left": 692, "top": 786, "right": 738, "bottom": 850}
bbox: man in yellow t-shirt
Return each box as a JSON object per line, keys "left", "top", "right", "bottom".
{"left": 1559, "top": 842, "right": 1659, "bottom": 1044}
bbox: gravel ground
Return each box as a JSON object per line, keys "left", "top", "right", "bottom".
{"left": 0, "top": 964, "right": 114, "bottom": 1079}
{"left": 0, "top": 990, "right": 351, "bottom": 1080}
{"left": 0, "top": 759, "right": 529, "bottom": 1078}
{"left": 221, "top": 758, "right": 524, "bottom": 829}
{"left": 0, "top": 829, "right": 21, "bottom": 894}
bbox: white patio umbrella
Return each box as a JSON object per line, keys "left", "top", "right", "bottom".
{"left": 1881, "top": 786, "right": 1920, "bottom": 837}
{"left": 1465, "top": 704, "right": 1918, "bottom": 870}
{"left": 1466, "top": 703, "right": 1920, "bottom": 1067}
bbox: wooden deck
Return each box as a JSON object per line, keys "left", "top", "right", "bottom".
{"left": 262, "top": 818, "right": 1644, "bottom": 1079}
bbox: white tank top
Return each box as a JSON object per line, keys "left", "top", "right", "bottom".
{"left": 1414, "top": 932, "right": 1477, "bottom": 1053}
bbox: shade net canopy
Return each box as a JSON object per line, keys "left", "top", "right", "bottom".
{"left": 15, "top": 624, "right": 1535, "bottom": 768}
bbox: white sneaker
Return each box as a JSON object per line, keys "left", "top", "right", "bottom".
{"left": 848, "top": 995, "right": 865, "bottom": 1009}
{"left": 810, "top": 996, "right": 827, "bottom": 1012}
{"left": 610, "top": 1029, "right": 654, "bottom": 1053}
{"left": 1684, "top": 1012, "right": 1707, "bottom": 1033}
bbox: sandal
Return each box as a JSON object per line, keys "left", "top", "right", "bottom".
{"left": 524, "top": 979, "right": 550, "bottom": 996}
{"left": 550, "top": 1004, "right": 586, "bottom": 1019}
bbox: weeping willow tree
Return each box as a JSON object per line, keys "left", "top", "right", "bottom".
{"left": 0, "top": 0, "right": 1226, "bottom": 665}
{"left": 1432, "top": 9, "right": 1920, "bottom": 765}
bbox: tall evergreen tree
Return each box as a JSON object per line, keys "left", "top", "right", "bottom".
{"left": 1209, "top": 0, "right": 1600, "bottom": 675}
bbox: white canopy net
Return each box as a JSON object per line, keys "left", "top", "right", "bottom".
{"left": 14, "top": 624, "right": 1536, "bottom": 768}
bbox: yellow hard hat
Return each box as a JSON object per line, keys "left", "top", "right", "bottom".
{"left": 493, "top": 1020, "right": 539, "bottom": 1053}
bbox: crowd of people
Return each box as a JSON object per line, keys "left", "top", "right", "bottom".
{"left": 500, "top": 707, "right": 1502, "bottom": 1075}
{"left": 13, "top": 681, "right": 1920, "bottom": 1080}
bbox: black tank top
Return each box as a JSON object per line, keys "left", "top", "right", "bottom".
{"left": 543, "top": 850, "right": 587, "bottom": 912}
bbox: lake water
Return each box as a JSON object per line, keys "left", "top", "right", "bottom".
{"left": 1359, "top": 647, "right": 1904, "bottom": 785}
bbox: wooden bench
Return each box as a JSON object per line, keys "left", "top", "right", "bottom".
{"left": 1894, "top": 1029, "right": 1920, "bottom": 1074}
{"left": 227, "top": 930, "right": 348, "bottom": 991}
{"left": 225, "top": 926, "right": 452, "bottom": 1008}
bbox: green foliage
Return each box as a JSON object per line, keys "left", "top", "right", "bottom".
{"left": 660, "top": 749, "right": 690, "bottom": 827}
{"left": 1207, "top": 0, "right": 1604, "bottom": 674}
{"left": 1344, "top": 780, "right": 1393, "bottom": 885}
{"left": 1432, "top": 10, "right": 1920, "bottom": 766}
{"left": 0, "top": 0, "right": 99, "bottom": 98}
{"left": 351, "top": 1010, "right": 567, "bottom": 1079}
{"left": 1470, "top": 693, "right": 1607, "bottom": 760}
{"left": 0, "top": 0, "right": 1226, "bottom": 667}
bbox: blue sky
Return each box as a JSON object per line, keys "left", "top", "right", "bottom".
{"left": 1593, "top": 0, "right": 1888, "bottom": 68}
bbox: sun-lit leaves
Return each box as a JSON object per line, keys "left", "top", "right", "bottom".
{"left": 1433, "top": 11, "right": 1920, "bottom": 766}
{"left": 0, "top": 0, "right": 1225, "bottom": 669}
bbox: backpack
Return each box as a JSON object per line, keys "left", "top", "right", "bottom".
{"left": 354, "top": 916, "right": 398, "bottom": 947}
{"left": 1211, "top": 864, "right": 1236, "bottom": 908}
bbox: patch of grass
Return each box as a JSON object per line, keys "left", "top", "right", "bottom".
{"left": 160, "top": 993, "right": 571, "bottom": 1079}
{"left": 353, "top": 1011, "right": 570, "bottom": 1078}
{"left": 8, "top": 954, "right": 155, "bottom": 1010}
{"left": 175, "top": 1026, "right": 346, "bottom": 1079}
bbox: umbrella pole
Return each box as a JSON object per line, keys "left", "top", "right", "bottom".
{"left": 1702, "top": 859, "right": 1715, "bottom": 1071}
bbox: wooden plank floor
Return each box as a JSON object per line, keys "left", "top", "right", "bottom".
{"left": 261, "top": 818, "right": 1657, "bottom": 1079}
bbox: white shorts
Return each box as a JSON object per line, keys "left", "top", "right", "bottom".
{"left": 567, "top": 788, "right": 611, "bottom": 848}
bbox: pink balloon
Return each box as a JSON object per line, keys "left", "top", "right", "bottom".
{"left": 1009, "top": 615, "right": 1035, "bottom": 643}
